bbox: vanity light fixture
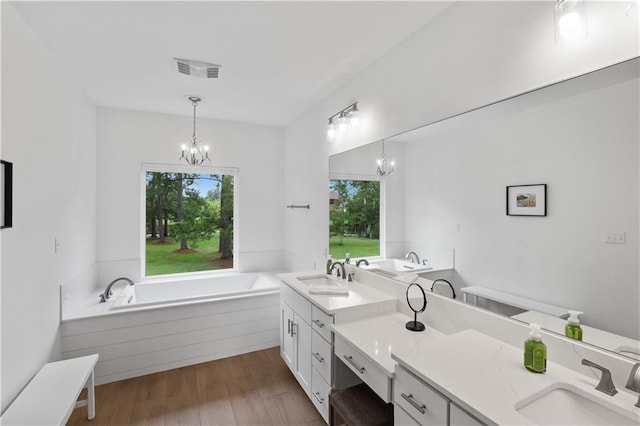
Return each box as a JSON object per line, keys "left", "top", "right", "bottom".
{"left": 179, "top": 96, "right": 211, "bottom": 165}
{"left": 326, "top": 102, "right": 360, "bottom": 142}
{"left": 554, "top": 0, "right": 588, "bottom": 41}
{"left": 376, "top": 139, "right": 395, "bottom": 178}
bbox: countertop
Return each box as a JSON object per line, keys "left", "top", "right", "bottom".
{"left": 392, "top": 328, "right": 640, "bottom": 425}
{"left": 331, "top": 312, "right": 446, "bottom": 377}
{"left": 278, "top": 271, "right": 396, "bottom": 315}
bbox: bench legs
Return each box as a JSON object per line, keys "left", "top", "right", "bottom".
{"left": 74, "top": 370, "right": 96, "bottom": 420}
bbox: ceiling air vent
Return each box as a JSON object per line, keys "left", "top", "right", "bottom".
{"left": 174, "top": 58, "right": 221, "bottom": 79}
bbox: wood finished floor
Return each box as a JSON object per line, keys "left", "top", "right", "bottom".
{"left": 67, "top": 347, "right": 326, "bottom": 426}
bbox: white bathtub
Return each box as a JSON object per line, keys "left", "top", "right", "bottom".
{"left": 111, "top": 272, "right": 279, "bottom": 310}
{"left": 61, "top": 272, "right": 282, "bottom": 384}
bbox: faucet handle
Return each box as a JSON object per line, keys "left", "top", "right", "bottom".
{"left": 581, "top": 359, "right": 617, "bottom": 396}
{"left": 625, "top": 363, "right": 640, "bottom": 408}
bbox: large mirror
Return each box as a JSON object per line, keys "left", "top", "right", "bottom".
{"left": 329, "top": 58, "right": 639, "bottom": 360}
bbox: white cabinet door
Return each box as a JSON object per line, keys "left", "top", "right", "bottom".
{"left": 281, "top": 303, "right": 295, "bottom": 369}
{"left": 294, "top": 314, "right": 312, "bottom": 391}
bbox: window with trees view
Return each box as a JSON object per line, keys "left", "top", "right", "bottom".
{"left": 329, "top": 179, "right": 380, "bottom": 259}
{"left": 145, "top": 170, "right": 235, "bottom": 276}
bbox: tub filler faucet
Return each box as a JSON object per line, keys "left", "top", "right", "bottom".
{"left": 99, "top": 277, "right": 134, "bottom": 303}
{"left": 405, "top": 251, "right": 420, "bottom": 264}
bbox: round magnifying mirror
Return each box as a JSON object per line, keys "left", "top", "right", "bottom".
{"left": 405, "top": 282, "right": 427, "bottom": 332}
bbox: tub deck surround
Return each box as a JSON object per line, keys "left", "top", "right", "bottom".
{"left": 60, "top": 273, "right": 282, "bottom": 385}
{"left": 391, "top": 329, "right": 640, "bottom": 425}
{"left": 331, "top": 312, "right": 447, "bottom": 378}
{"left": 61, "top": 272, "right": 281, "bottom": 321}
{"left": 278, "top": 271, "right": 397, "bottom": 319}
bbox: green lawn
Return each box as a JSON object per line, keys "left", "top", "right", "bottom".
{"left": 329, "top": 236, "right": 380, "bottom": 259}
{"left": 145, "top": 231, "right": 231, "bottom": 276}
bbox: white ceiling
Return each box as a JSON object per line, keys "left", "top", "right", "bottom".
{"left": 10, "top": 1, "right": 453, "bottom": 127}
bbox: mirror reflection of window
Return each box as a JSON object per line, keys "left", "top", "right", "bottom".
{"left": 329, "top": 179, "right": 380, "bottom": 259}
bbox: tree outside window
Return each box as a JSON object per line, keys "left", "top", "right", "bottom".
{"left": 329, "top": 179, "right": 380, "bottom": 259}
{"left": 145, "top": 172, "right": 234, "bottom": 276}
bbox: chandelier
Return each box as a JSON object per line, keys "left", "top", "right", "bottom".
{"left": 376, "top": 139, "right": 395, "bottom": 178}
{"left": 180, "top": 96, "right": 211, "bottom": 165}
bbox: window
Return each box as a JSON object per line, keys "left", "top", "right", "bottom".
{"left": 144, "top": 169, "right": 235, "bottom": 277}
{"left": 329, "top": 179, "right": 380, "bottom": 259}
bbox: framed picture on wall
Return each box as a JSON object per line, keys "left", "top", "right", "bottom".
{"left": 1, "top": 159, "right": 13, "bottom": 229}
{"left": 506, "top": 184, "right": 546, "bottom": 217}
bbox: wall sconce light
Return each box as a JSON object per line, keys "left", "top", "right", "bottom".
{"left": 326, "top": 102, "right": 360, "bottom": 142}
{"left": 554, "top": 0, "right": 588, "bottom": 41}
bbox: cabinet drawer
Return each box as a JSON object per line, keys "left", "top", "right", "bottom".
{"left": 293, "top": 291, "right": 312, "bottom": 326}
{"left": 311, "top": 305, "right": 333, "bottom": 342}
{"left": 394, "top": 366, "right": 448, "bottom": 425}
{"left": 280, "top": 283, "right": 295, "bottom": 308}
{"left": 311, "top": 329, "right": 332, "bottom": 383}
{"left": 311, "top": 367, "right": 330, "bottom": 423}
{"left": 450, "top": 403, "right": 485, "bottom": 426}
{"left": 395, "top": 406, "right": 421, "bottom": 426}
{"left": 334, "top": 334, "right": 391, "bottom": 402}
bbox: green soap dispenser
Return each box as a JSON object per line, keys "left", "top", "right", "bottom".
{"left": 524, "top": 323, "right": 547, "bottom": 373}
{"left": 565, "top": 310, "right": 583, "bottom": 341}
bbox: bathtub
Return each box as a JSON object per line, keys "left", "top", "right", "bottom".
{"left": 111, "top": 272, "right": 279, "bottom": 310}
{"left": 61, "top": 272, "right": 282, "bottom": 385}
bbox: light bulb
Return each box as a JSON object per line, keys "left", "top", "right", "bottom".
{"left": 181, "top": 144, "right": 187, "bottom": 151}
{"left": 350, "top": 112, "right": 360, "bottom": 127}
{"left": 327, "top": 121, "right": 336, "bottom": 141}
{"left": 559, "top": 11, "right": 580, "bottom": 33}
{"left": 204, "top": 145, "right": 209, "bottom": 152}
{"left": 338, "top": 115, "right": 347, "bottom": 133}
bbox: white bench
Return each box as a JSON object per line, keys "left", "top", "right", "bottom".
{"left": 1, "top": 354, "right": 99, "bottom": 425}
{"left": 461, "top": 285, "right": 570, "bottom": 318}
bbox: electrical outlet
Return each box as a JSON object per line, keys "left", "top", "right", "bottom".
{"left": 604, "top": 232, "right": 626, "bottom": 245}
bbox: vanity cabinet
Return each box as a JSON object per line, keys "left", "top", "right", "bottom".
{"left": 280, "top": 282, "right": 334, "bottom": 423}
{"left": 394, "top": 365, "right": 484, "bottom": 426}
{"left": 281, "top": 284, "right": 312, "bottom": 391}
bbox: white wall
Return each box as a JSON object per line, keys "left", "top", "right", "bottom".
{"left": 283, "top": 1, "right": 639, "bottom": 273}
{"left": 96, "top": 107, "right": 284, "bottom": 280}
{"left": 403, "top": 75, "right": 639, "bottom": 340}
{"left": 1, "top": 3, "right": 97, "bottom": 412}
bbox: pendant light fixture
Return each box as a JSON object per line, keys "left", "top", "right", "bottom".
{"left": 180, "top": 96, "right": 211, "bottom": 165}
{"left": 376, "top": 139, "right": 395, "bottom": 178}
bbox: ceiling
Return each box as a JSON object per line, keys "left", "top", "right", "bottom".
{"left": 10, "top": 1, "right": 453, "bottom": 127}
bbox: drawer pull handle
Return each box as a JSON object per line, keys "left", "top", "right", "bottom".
{"left": 313, "top": 319, "right": 325, "bottom": 328}
{"left": 312, "top": 391, "right": 324, "bottom": 404}
{"left": 401, "top": 392, "right": 426, "bottom": 414}
{"left": 343, "top": 355, "right": 365, "bottom": 373}
{"left": 287, "top": 319, "right": 291, "bottom": 335}
{"left": 312, "top": 352, "right": 324, "bottom": 363}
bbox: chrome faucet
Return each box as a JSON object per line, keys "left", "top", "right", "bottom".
{"left": 356, "top": 259, "right": 369, "bottom": 267}
{"left": 431, "top": 279, "right": 457, "bottom": 299}
{"left": 405, "top": 251, "right": 420, "bottom": 264}
{"left": 330, "top": 261, "right": 346, "bottom": 279}
{"left": 625, "top": 363, "right": 640, "bottom": 408}
{"left": 581, "top": 359, "right": 617, "bottom": 396}
{"left": 99, "top": 277, "right": 134, "bottom": 302}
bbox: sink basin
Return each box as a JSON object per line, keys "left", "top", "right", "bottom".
{"left": 362, "top": 259, "right": 433, "bottom": 274}
{"left": 297, "top": 275, "right": 343, "bottom": 287}
{"left": 515, "top": 383, "right": 639, "bottom": 425}
{"left": 296, "top": 275, "right": 349, "bottom": 295}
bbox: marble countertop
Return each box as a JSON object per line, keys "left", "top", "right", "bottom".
{"left": 392, "top": 328, "right": 640, "bottom": 425}
{"left": 278, "top": 271, "right": 396, "bottom": 315}
{"left": 331, "top": 312, "right": 447, "bottom": 377}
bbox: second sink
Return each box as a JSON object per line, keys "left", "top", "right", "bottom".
{"left": 515, "top": 382, "right": 639, "bottom": 425}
